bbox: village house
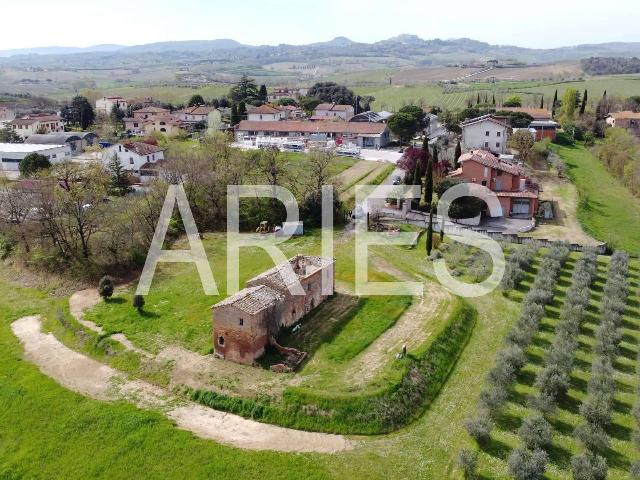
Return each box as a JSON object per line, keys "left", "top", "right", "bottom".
{"left": 449, "top": 149, "right": 539, "bottom": 218}
{"left": 174, "top": 106, "right": 218, "bottom": 125}
{"left": 267, "top": 87, "right": 308, "bottom": 102}
{"left": 236, "top": 120, "right": 390, "bottom": 148}
{"left": 311, "top": 103, "right": 355, "bottom": 121}
{"left": 11, "top": 114, "right": 65, "bottom": 139}
{"left": 529, "top": 120, "right": 559, "bottom": 141}
{"left": 212, "top": 255, "right": 335, "bottom": 366}
{"left": 95, "top": 96, "right": 129, "bottom": 116}
{"left": 0, "top": 143, "right": 72, "bottom": 172}
{"left": 498, "top": 107, "right": 553, "bottom": 122}
{"left": 143, "top": 115, "right": 185, "bottom": 136}
{"left": 606, "top": 111, "right": 640, "bottom": 136}
{"left": 132, "top": 106, "right": 170, "bottom": 120}
{"left": 103, "top": 142, "right": 165, "bottom": 180}
{"left": 247, "top": 104, "right": 285, "bottom": 122}
{"left": 461, "top": 114, "right": 510, "bottom": 154}
{"left": 278, "top": 105, "right": 305, "bottom": 120}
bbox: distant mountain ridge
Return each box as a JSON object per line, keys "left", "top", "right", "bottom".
{"left": 2, "top": 35, "right": 640, "bottom": 68}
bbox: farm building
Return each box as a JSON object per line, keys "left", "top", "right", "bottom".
{"left": 0, "top": 143, "right": 72, "bottom": 171}
{"left": 460, "top": 114, "right": 510, "bottom": 154}
{"left": 24, "top": 132, "right": 99, "bottom": 152}
{"left": 212, "top": 255, "right": 335, "bottom": 366}
{"left": 606, "top": 111, "right": 640, "bottom": 136}
{"left": 236, "top": 120, "right": 390, "bottom": 148}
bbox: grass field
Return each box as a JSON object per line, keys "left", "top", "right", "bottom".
{"left": 553, "top": 141, "right": 640, "bottom": 256}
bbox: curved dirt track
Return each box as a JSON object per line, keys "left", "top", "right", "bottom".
{"left": 11, "top": 315, "right": 354, "bottom": 454}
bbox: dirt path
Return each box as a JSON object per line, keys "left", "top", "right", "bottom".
{"left": 335, "top": 255, "right": 451, "bottom": 386}
{"left": 529, "top": 171, "right": 601, "bottom": 246}
{"left": 11, "top": 315, "right": 354, "bottom": 453}
{"left": 343, "top": 279, "right": 451, "bottom": 386}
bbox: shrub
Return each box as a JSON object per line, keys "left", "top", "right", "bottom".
{"left": 97, "top": 276, "right": 114, "bottom": 300}
{"left": 571, "top": 453, "right": 608, "bottom": 480}
{"left": 507, "top": 448, "right": 548, "bottom": 480}
{"left": 631, "top": 461, "right": 640, "bottom": 479}
{"left": 133, "top": 295, "right": 145, "bottom": 311}
{"left": 457, "top": 448, "right": 478, "bottom": 479}
{"left": 518, "top": 415, "right": 552, "bottom": 450}
{"left": 465, "top": 411, "right": 494, "bottom": 445}
{"left": 575, "top": 423, "right": 610, "bottom": 454}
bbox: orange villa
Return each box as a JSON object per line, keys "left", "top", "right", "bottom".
{"left": 450, "top": 150, "right": 539, "bottom": 218}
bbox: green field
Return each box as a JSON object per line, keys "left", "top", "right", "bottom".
{"left": 553, "top": 141, "right": 640, "bottom": 256}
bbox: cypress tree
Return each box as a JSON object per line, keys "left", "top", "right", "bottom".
{"left": 492, "top": 93, "right": 496, "bottom": 106}
{"left": 424, "top": 153, "right": 434, "bottom": 205}
{"left": 426, "top": 209, "right": 434, "bottom": 255}
{"left": 540, "top": 96, "right": 544, "bottom": 109}
{"left": 552, "top": 89, "right": 558, "bottom": 118}
{"left": 231, "top": 104, "right": 239, "bottom": 125}
{"left": 238, "top": 101, "right": 247, "bottom": 120}
{"left": 477, "top": 93, "right": 481, "bottom": 105}
{"left": 440, "top": 213, "right": 445, "bottom": 242}
{"left": 454, "top": 141, "right": 462, "bottom": 169}
{"left": 259, "top": 84, "right": 268, "bottom": 103}
{"left": 580, "top": 89, "right": 588, "bottom": 115}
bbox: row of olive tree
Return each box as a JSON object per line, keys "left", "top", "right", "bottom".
{"left": 507, "top": 250, "right": 598, "bottom": 480}
{"left": 465, "top": 245, "right": 570, "bottom": 447}
{"left": 500, "top": 243, "right": 540, "bottom": 292}
{"left": 571, "top": 251, "right": 629, "bottom": 480}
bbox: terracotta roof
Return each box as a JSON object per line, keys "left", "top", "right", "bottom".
{"left": 236, "top": 120, "right": 387, "bottom": 135}
{"left": 213, "top": 285, "right": 284, "bottom": 315}
{"left": 315, "top": 103, "right": 353, "bottom": 112}
{"left": 248, "top": 256, "right": 333, "bottom": 290}
{"left": 608, "top": 111, "right": 640, "bottom": 120}
{"left": 11, "top": 114, "right": 62, "bottom": 126}
{"left": 134, "top": 106, "right": 170, "bottom": 114}
{"left": 177, "top": 106, "right": 216, "bottom": 116}
{"left": 498, "top": 107, "right": 552, "bottom": 120}
{"left": 495, "top": 190, "right": 539, "bottom": 199}
{"left": 121, "top": 142, "right": 164, "bottom": 156}
{"left": 146, "top": 115, "right": 184, "bottom": 127}
{"left": 458, "top": 150, "right": 525, "bottom": 176}
{"left": 248, "top": 105, "right": 282, "bottom": 115}
{"left": 460, "top": 114, "right": 509, "bottom": 129}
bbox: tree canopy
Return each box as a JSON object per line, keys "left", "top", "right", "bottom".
{"left": 19, "top": 153, "right": 51, "bottom": 177}
{"left": 307, "top": 82, "right": 355, "bottom": 105}
{"left": 188, "top": 95, "right": 205, "bottom": 107}
{"left": 61, "top": 96, "right": 95, "bottom": 130}
{"left": 229, "top": 75, "right": 259, "bottom": 105}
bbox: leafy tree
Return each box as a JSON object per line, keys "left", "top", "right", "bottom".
{"left": 464, "top": 411, "right": 494, "bottom": 445}
{"left": 63, "top": 96, "right": 95, "bottom": 129}
{"left": 457, "top": 449, "right": 478, "bottom": 480}
{"left": 509, "top": 130, "right": 536, "bottom": 164}
{"left": 107, "top": 154, "right": 131, "bottom": 196}
{"left": 398, "top": 105, "right": 427, "bottom": 129}
{"left": 307, "top": 82, "right": 355, "bottom": 105}
{"left": 188, "top": 94, "right": 205, "bottom": 107}
{"left": 238, "top": 101, "right": 247, "bottom": 121}
{"left": 230, "top": 104, "right": 240, "bottom": 125}
{"left": 388, "top": 112, "right": 419, "bottom": 145}
{"left": 561, "top": 88, "right": 578, "bottom": 123}
{"left": 503, "top": 95, "right": 522, "bottom": 107}
{"left": 518, "top": 415, "right": 552, "bottom": 450}
{"left": 580, "top": 89, "right": 588, "bottom": 116}
{"left": 424, "top": 153, "right": 434, "bottom": 205}
{"left": 571, "top": 453, "right": 607, "bottom": 480}
{"left": 98, "top": 276, "right": 114, "bottom": 300}
{"left": 258, "top": 85, "right": 268, "bottom": 103}
{"left": 229, "top": 75, "right": 259, "bottom": 104}
{"left": 454, "top": 141, "right": 462, "bottom": 168}
{"left": 133, "top": 294, "right": 145, "bottom": 312}
{"left": 19, "top": 152, "right": 50, "bottom": 177}
{"left": 507, "top": 448, "right": 548, "bottom": 480}
{"left": 276, "top": 97, "right": 298, "bottom": 107}
{"left": 0, "top": 126, "right": 22, "bottom": 143}
{"left": 298, "top": 96, "right": 322, "bottom": 115}
{"left": 110, "top": 103, "right": 125, "bottom": 127}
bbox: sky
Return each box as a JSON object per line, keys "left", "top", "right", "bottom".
{"left": 2, "top": 0, "right": 639, "bottom": 51}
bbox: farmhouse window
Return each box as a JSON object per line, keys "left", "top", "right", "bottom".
{"left": 496, "top": 142, "right": 501, "bottom": 148}
{"left": 218, "top": 336, "right": 225, "bottom": 346}
{"left": 485, "top": 131, "right": 490, "bottom": 136}
{"left": 497, "top": 132, "right": 501, "bottom": 137}
{"left": 484, "top": 142, "right": 489, "bottom": 148}
{"left": 239, "top": 319, "right": 244, "bottom": 326}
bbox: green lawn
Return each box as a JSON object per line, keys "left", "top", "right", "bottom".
{"left": 554, "top": 141, "right": 640, "bottom": 256}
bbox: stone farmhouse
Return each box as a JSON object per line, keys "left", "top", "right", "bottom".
{"left": 212, "top": 255, "right": 335, "bottom": 366}
{"left": 606, "top": 111, "right": 640, "bottom": 137}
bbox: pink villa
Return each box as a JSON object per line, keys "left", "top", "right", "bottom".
{"left": 450, "top": 150, "right": 539, "bottom": 218}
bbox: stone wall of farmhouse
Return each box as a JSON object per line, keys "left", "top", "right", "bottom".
{"left": 213, "top": 304, "right": 271, "bottom": 365}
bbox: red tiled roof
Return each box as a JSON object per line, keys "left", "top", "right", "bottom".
{"left": 11, "top": 114, "right": 62, "bottom": 126}
{"left": 497, "top": 107, "right": 552, "bottom": 120}
{"left": 608, "top": 111, "right": 640, "bottom": 120}
{"left": 236, "top": 120, "right": 387, "bottom": 135}
{"left": 134, "top": 106, "right": 170, "bottom": 114}
{"left": 122, "top": 142, "right": 165, "bottom": 156}
{"left": 177, "top": 106, "right": 216, "bottom": 116}
{"left": 460, "top": 114, "right": 510, "bottom": 129}
{"left": 315, "top": 103, "right": 353, "bottom": 112}
{"left": 458, "top": 150, "right": 525, "bottom": 176}
{"left": 248, "top": 105, "right": 282, "bottom": 115}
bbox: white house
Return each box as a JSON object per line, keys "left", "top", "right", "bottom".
{"left": 96, "top": 96, "right": 129, "bottom": 116}
{"left": 461, "top": 114, "right": 510, "bottom": 154}
{"left": 0, "top": 107, "right": 15, "bottom": 126}
{"left": 103, "top": 142, "right": 165, "bottom": 177}
{"left": 311, "top": 104, "right": 355, "bottom": 121}
{"left": 0, "top": 143, "right": 72, "bottom": 171}
{"left": 10, "top": 114, "right": 65, "bottom": 139}
{"left": 247, "top": 105, "right": 284, "bottom": 122}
